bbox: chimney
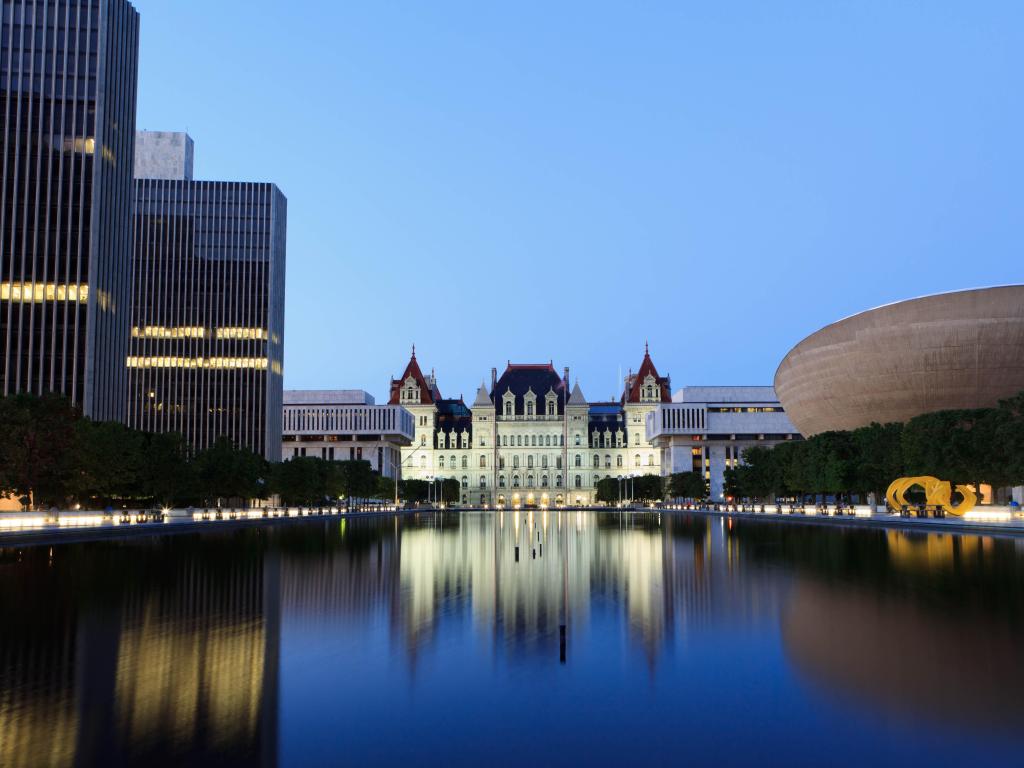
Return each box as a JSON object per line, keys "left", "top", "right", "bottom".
{"left": 563, "top": 366, "right": 570, "bottom": 383}
{"left": 491, "top": 367, "right": 497, "bottom": 390}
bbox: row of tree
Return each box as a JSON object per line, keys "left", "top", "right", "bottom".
{"left": 722, "top": 392, "right": 1024, "bottom": 502}
{"left": 594, "top": 474, "right": 666, "bottom": 503}
{"left": 0, "top": 393, "right": 393, "bottom": 509}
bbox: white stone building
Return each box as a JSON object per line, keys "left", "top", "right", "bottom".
{"left": 646, "top": 386, "right": 802, "bottom": 501}
{"left": 390, "top": 346, "right": 671, "bottom": 507}
{"left": 281, "top": 390, "right": 414, "bottom": 478}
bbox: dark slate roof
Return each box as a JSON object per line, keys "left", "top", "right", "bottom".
{"left": 588, "top": 402, "right": 624, "bottom": 433}
{"left": 436, "top": 398, "right": 472, "bottom": 438}
{"left": 491, "top": 363, "right": 568, "bottom": 415}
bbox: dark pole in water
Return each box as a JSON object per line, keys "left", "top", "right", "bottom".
{"left": 559, "top": 624, "right": 566, "bottom": 664}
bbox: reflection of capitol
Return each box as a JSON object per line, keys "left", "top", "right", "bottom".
{"left": 392, "top": 512, "right": 784, "bottom": 662}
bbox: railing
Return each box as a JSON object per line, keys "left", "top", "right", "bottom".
{"left": 495, "top": 414, "right": 563, "bottom": 422}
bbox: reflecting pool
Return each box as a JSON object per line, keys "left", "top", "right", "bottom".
{"left": 2, "top": 511, "right": 1023, "bottom": 767}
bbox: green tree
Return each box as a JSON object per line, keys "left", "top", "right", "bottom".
{"left": 996, "top": 391, "right": 1024, "bottom": 486}
{"left": 72, "top": 419, "right": 146, "bottom": 507}
{"left": 273, "top": 456, "right": 333, "bottom": 506}
{"left": 398, "top": 478, "right": 429, "bottom": 503}
{"left": 193, "top": 437, "right": 268, "bottom": 506}
{"left": 0, "top": 393, "right": 79, "bottom": 508}
{"left": 595, "top": 477, "right": 618, "bottom": 504}
{"left": 632, "top": 474, "right": 664, "bottom": 502}
{"left": 141, "top": 431, "right": 196, "bottom": 507}
{"left": 337, "top": 460, "right": 377, "bottom": 499}
{"left": 667, "top": 471, "right": 706, "bottom": 499}
{"left": 850, "top": 422, "right": 904, "bottom": 501}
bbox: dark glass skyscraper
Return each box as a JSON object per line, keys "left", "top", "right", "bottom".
{"left": 1, "top": 0, "right": 139, "bottom": 420}
{"left": 128, "top": 133, "right": 286, "bottom": 460}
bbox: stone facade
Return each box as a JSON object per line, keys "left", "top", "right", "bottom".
{"left": 774, "top": 286, "right": 1024, "bottom": 436}
{"left": 390, "top": 347, "right": 669, "bottom": 507}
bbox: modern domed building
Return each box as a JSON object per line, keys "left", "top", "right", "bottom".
{"left": 774, "top": 285, "right": 1024, "bottom": 436}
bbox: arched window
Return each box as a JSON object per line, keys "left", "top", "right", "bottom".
{"left": 560, "top": 435, "right": 565, "bottom": 446}
{"left": 513, "top": 456, "right": 520, "bottom": 469}
{"left": 499, "top": 475, "right": 506, "bottom": 488}
{"left": 617, "top": 455, "right": 623, "bottom": 467}
{"left": 547, "top": 400, "right": 555, "bottom": 416}
{"left": 634, "top": 432, "right": 640, "bottom": 446}
{"left": 517, "top": 435, "right": 522, "bottom": 446}
{"left": 556, "top": 474, "right": 563, "bottom": 487}
{"left": 574, "top": 434, "right": 581, "bottom": 446}
{"left": 479, "top": 455, "right": 486, "bottom": 468}
{"left": 575, "top": 475, "right": 582, "bottom": 488}
{"left": 513, "top": 475, "right": 521, "bottom": 488}
{"left": 634, "top": 454, "right": 641, "bottom": 467}
{"left": 450, "top": 455, "right": 456, "bottom": 468}
{"left": 556, "top": 456, "right": 562, "bottom": 469}
{"left": 648, "top": 455, "right": 654, "bottom": 466}
{"left": 528, "top": 455, "right": 534, "bottom": 468}
{"left": 461, "top": 476, "right": 468, "bottom": 489}
{"left": 420, "top": 436, "right": 426, "bottom": 446}
{"left": 500, "top": 457, "right": 506, "bottom": 469}
{"left": 592, "top": 455, "right": 600, "bottom": 468}
{"left": 502, "top": 435, "right": 508, "bottom": 446}
{"left": 575, "top": 454, "right": 582, "bottom": 467}
{"left": 527, "top": 474, "right": 534, "bottom": 487}
{"left": 541, "top": 474, "right": 549, "bottom": 487}
{"left": 527, "top": 402, "right": 534, "bottom": 416}
{"left": 605, "top": 455, "right": 611, "bottom": 469}
{"left": 545, "top": 435, "right": 551, "bottom": 446}
{"left": 531, "top": 435, "right": 537, "bottom": 446}
{"left": 541, "top": 455, "right": 548, "bottom": 468}
{"left": 439, "top": 456, "right": 445, "bottom": 468}
{"left": 480, "top": 477, "right": 487, "bottom": 488}
{"left": 461, "top": 456, "right": 468, "bottom": 469}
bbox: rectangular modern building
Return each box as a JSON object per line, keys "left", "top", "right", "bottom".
{"left": 282, "top": 390, "right": 414, "bottom": 478}
{"left": 127, "top": 132, "right": 286, "bottom": 460}
{"left": 647, "top": 386, "right": 802, "bottom": 501}
{"left": 1, "top": 0, "right": 139, "bottom": 420}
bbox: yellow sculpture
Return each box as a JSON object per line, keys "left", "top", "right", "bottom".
{"left": 885, "top": 476, "right": 977, "bottom": 516}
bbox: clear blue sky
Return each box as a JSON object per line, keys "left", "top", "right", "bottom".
{"left": 133, "top": 1, "right": 1022, "bottom": 403}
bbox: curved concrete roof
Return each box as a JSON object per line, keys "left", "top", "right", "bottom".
{"left": 774, "top": 285, "right": 1024, "bottom": 436}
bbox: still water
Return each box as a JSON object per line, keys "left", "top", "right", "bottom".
{"left": 1, "top": 511, "right": 1023, "bottom": 767}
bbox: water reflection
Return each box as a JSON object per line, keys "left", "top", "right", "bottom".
{"left": 1, "top": 513, "right": 1022, "bottom": 766}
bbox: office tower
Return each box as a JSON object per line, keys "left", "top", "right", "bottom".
{"left": 128, "top": 131, "right": 286, "bottom": 460}
{"left": 1, "top": 0, "right": 140, "bottom": 419}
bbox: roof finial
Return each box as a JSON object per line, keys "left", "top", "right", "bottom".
{"left": 645, "top": 340, "right": 649, "bottom": 355}
{"left": 411, "top": 343, "right": 416, "bottom": 359}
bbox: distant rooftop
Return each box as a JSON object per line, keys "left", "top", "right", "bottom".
{"left": 284, "top": 390, "right": 375, "bottom": 405}
{"left": 673, "top": 386, "right": 780, "bottom": 404}
{"left": 135, "top": 130, "right": 194, "bottom": 180}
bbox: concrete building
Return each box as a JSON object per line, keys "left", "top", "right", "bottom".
{"left": 127, "top": 132, "right": 286, "bottom": 460}
{"left": 774, "top": 285, "right": 1024, "bottom": 436}
{"left": 646, "top": 386, "right": 801, "bottom": 501}
{"left": 390, "top": 345, "right": 669, "bottom": 507}
{"left": 281, "top": 390, "right": 414, "bottom": 477}
{"left": 0, "top": 0, "right": 140, "bottom": 420}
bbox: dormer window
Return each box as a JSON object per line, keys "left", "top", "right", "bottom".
{"left": 523, "top": 387, "right": 537, "bottom": 419}
{"left": 400, "top": 375, "right": 420, "bottom": 404}
{"left": 641, "top": 374, "right": 659, "bottom": 403}
{"left": 502, "top": 388, "right": 515, "bottom": 417}
{"left": 545, "top": 388, "right": 558, "bottom": 416}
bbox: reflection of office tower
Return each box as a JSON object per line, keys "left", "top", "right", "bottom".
{"left": 0, "top": 540, "right": 281, "bottom": 767}
{"left": 128, "top": 132, "right": 286, "bottom": 459}
{"left": 0, "top": 0, "right": 140, "bottom": 419}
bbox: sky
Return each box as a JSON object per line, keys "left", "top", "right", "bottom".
{"left": 132, "top": 0, "right": 1023, "bottom": 403}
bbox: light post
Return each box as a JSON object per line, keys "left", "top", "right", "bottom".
{"left": 617, "top": 475, "right": 623, "bottom": 508}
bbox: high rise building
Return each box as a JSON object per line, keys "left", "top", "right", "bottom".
{"left": 127, "top": 131, "right": 286, "bottom": 460}
{"left": 1, "top": 0, "right": 140, "bottom": 420}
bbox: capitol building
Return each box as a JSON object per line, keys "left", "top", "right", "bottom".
{"left": 391, "top": 346, "right": 671, "bottom": 507}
